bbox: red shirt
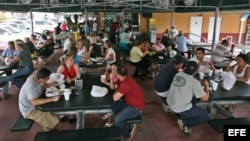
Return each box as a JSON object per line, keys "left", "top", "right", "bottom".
{"left": 63, "top": 65, "right": 76, "bottom": 79}
{"left": 60, "top": 23, "right": 67, "bottom": 31}
{"left": 118, "top": 76, "right": 145, "bottom": 110}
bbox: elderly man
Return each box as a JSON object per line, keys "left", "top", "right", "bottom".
{"left": 0, "top": 43, "right": 34, "bottom": 100}
{"left": 0, "top": 41, "right": 18, "bottom": 75}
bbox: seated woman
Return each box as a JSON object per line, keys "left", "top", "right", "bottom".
{"left": 102, "top": 40, "right": 116, "bottom": 69}
{"left": 141, "top": 39, "right": 151, "bottom": 53}
{"left": 225, "top": 53, "right": 250, "bottom": 113}
{"left": 129, "top": 40, "right": 150, "bottom": 78}
{"left": 118, "top": 28, "right": 131, "bottom": 53}
{"left": 56, "top": 53, "right": 81, "bottom": 123}
{"left": 100, "top": 62, "right": 120, "bottom": 127}
{"left": 57, "top": 53, "right": 81, "bottom": 87}
{"left": 87, "top": 32, "right": 97, "bottom": 44}
{"left": 36, "top": 34, "right": 54, "bottom": 65}
{"left": 151, "top": 38, "right": 165, "bottom": 52}
{"left": 226, "top": 53, "right": 250, "bottom": 84}
{"left": 74, "top": 39, "right": 93, "bottom": 64}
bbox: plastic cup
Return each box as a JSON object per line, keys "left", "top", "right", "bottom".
{"left": 208, "top": 69, "right": 213, "bottom": 77}
{"left": 212, "top": 81, "right": 218, "bottom": 91}
{"left": 101, "top": 75, "right": 106, "bottom": 80}
{"left": 59, "top": 84, "right": 65, "bottom": 89}
{"left": 199, "top": 72, "right": 204, "bottom": 80}
{"left": 64, "top": 92, "right": 70, "bottom": 101}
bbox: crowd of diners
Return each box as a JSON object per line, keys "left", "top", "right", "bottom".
{"left": 0, "top": 23, "right": 250, "bottom": 140}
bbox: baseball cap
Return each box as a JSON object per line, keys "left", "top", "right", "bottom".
{"left": 173, "top": 55, "right": 185, "bottom": 64}
{"left": 184, "top": 61, "right": 198, "bottom": 75}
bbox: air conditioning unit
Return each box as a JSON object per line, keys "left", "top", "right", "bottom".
{"left": 20, "top": 0, "right": 32, "bottom": 4}
{"left": 183, "top": 0, "right": 195, "bottom": 6}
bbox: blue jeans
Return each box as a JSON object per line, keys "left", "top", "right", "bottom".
{"left": 111, "top": 100, "right": 143, "bottom": 139}
{"left": 177, "top": 105, "right": 209, "bottom": 128}
{"left": 0, "top": 67, "right": 34, "bottom": 94}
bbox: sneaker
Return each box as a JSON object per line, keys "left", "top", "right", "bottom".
{"left": 101, "top": 113, "right": 112, "bottom": 119}
{"left": 103, "top": 122, "right": 113, "bottom": 128}
{"left": 227, "top": 105, "right": 236, "bottom": 113}
{"left": 177, "top": 119, "right": 184, "bottom": 130}
{"left": 183, "top": 126, "right": 192, "bottom": 136}
{"left": 127, "top": 124, "right": 137, "bottom": 140}
{"left": 68, "top": 115, "right": 77, "bottom": 123}
{"left": 177, "top": 119, "right": 192, "bottom": 136}
{"left": 2, "top": 93, "right": 11, "bottom": 100}
{"left": 130, "top": 124, "right": 137, "bottom": 137}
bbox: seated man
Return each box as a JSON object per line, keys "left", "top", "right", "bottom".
{"left": 111, "top": 64, "right": 144, "bottom": 140}
{"left": 174, "top": 31, "right": 192, "bottom": 58}
{"left": 19, "top": 68, "right": 60, "bottom": 131}
{"left": 0, "top": 43, "right": 34, "bottom": 100}
{"left": 0, "top": 41, "right": 18, "bottom": 75}
{"left": 190, "top": 47, "right": 215, "bottom": 73}
{"left": 211, "top": 39, "right": 232, "bottom": 63}
{"left": 154, "top": 55, "right": 185, "bottom": 105}
{"left": 167, "top": 61, "right": 210, "bottom": 135}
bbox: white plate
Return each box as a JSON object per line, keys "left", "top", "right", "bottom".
{"left": 90, "top": 58, "right": 97, "bottom": 62}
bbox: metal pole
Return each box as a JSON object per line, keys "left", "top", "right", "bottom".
{"left": 84, "top": 9, "right": 87, "bottom": 36}
{"left": 30, "top": 9, "right": 34, "bottom": 34}
{"left": 171, "top": 9, "right": 174, "bottom": 28}
{"left": 122, "top": 10, "right": 125, "bottom": 32}
{"left": 211, "top": 7, "right": 219, "bottom": 52}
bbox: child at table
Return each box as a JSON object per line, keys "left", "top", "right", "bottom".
{"left": 100, "top": 62, "right": 120, "bottom": 127}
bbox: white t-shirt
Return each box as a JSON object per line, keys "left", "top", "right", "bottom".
{"left": 105, "top": 48, "right": 116, "bottom": 69}
{"left": 211, "top": 44, "right": 232, "bottom": 63}
{"left": 167, "top": 72, "right": 205, "bottom": 113}
{"left": 93, "top": 23, "right": 98, "bottom": 32}
{"left": 77, "top": 47, "right": 86, "bottom": 56}
{"left": 190, "top": 56, "right": 212, "bottom": 73}
{"left": 233, "top": 64, "right": 250, "bottom": 85}
{"left": 63, "top": 38, "right": 71, "bottom": 52}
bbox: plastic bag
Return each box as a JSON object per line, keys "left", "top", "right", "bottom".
{"left": 90, "top": 85, "right": 108, "bottom": 97}
{"left": 221, "top": 71, "right": 236, "bottom": 91}
{"left": 47, "top": 73, "right": 65, "bottom": 85}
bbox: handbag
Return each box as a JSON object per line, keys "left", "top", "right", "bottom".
{"left": 221, "top": 71, "right": 236, "bottom": 91}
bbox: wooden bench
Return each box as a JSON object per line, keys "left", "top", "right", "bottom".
{"left": 208, "top": 117, "right": 250, "bottom": 133}
{"left": 10, "top": 115, "right": 33, "bottom": 132}
{"left": 33, "top": 127, "right": 120, "bottom": 141}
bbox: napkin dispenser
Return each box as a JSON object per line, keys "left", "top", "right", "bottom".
{"left": 75, "top": 76, "right": 82, "bottom": 95}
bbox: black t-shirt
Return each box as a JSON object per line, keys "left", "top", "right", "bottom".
{"left": 154, "top": 62, "right": 178, "bottom": 92}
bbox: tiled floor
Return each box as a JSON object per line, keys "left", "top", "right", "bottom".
{"left": 0, "top": 48, "right": 250, "bottom": 141}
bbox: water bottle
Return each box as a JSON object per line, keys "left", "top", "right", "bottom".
{"left": 75, "top": 75, "right": 82, "bottom": 95}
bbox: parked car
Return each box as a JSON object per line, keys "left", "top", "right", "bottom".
{"left": 4, "top": 22, "right": 29, "bottom": 32}
{"left": 0, "top": 40, "right": 8, "bottom": 53}
{"left": 0, "top": 24, "right": 31, "bottom": 52}
{"left": 24, "top": 20, "right": 55, "bottom": 34}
